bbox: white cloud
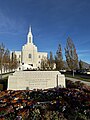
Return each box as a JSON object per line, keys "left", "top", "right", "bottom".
{"left": 77, "top": 49, "right": 90, "bottom": 63}
{"left": 77, "top": 49, "right": 90, "bottom": 54}
{"left": 0, "top": 10, "right": 25, "bottom": 35}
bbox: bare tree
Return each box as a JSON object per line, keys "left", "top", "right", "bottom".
{"left": 41, "top": 57, "right": 49, "bottom": 70}
{"left": 65, "top": 37, "right": 78, "bottom": 77}
{"left": 0, "top": 44, "right": 18, "bottom": 75}
{"left": 0, "top": 43, "right": 5, "bottom": 79}
{"left": 55, "top": 44, "right": 64, "bottom": 70}
{"left": 3, "top": 49, "right": 10, "bottom": 72}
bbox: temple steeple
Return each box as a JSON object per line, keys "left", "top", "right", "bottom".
{"left": 29, "top": 26, "right": 32, "bottom": 33}
{"left": 27, "top": 26, "right": 33, "bottom": 44}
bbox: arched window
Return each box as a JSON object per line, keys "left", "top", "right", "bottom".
{"left": 29, "top": 36, "right": 31, "bottom": 43}
{"left": 39, "top": 55, "right": 40, "bottom": 58}
{"left": 29, "top": 54, "right": 32, "bottom": 58}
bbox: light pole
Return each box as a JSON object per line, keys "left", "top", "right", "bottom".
{"left": 57, "top": 74, "right": 58, "bottom": 88}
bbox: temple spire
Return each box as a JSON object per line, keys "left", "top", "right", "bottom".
{"left": 29, "top": 26, "right": 32, "bottom": 33}
{"left": 27, "top": 26, "right": 33, "bottom": 44}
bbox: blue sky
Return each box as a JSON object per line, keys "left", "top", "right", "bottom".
{"left": 0, "top": 0, "right": 90, "bottom": 63}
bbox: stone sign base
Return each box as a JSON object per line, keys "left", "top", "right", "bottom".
{"left": 7, "top": 71, "right": 65, "bottom": 90}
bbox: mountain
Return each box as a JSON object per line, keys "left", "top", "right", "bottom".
{"left": 81, "top": 61, "right": 90, "bottom": 69}
{"left": 64, "top": 61, "right": 90, "bottom": 69}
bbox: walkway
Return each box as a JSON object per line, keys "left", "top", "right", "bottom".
{"left": 66, "top": 77, "right": 90, "bottom": 86}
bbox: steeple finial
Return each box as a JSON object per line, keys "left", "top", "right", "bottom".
{"left": 29, "top": 26, "right": 32, "bottom": 33}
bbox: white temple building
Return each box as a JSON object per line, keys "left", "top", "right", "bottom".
{"left": 8, "top": 27, "right": 66, "bottom": 90}
{"left": 11, "top": 27, "right": 47, "bottom": 70}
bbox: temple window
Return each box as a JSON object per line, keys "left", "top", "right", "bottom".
{"left": 29, "top": 54, "right": 32, "bottom": 58}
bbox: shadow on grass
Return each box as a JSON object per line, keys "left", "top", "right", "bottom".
{"left": 0, "top": 77, "right": 8, "bottom": 90}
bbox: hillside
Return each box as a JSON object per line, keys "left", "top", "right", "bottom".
{"left": 64, "top": 61, "right": 90, "bottom": 69}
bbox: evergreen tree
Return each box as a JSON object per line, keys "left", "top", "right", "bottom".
{"left": 10, "top": 53, "right": 18, "bottom": 70}
{"left": 48, "top": 51, "right": 54, "bottom": 70}
{"left": 65, "top": 37, "right": 78, "bottom": 77}
{"left": 55, "top": 44, "right": 64, "bottom": 70}
{"left": 79, "top": 60, "right": 83, "bottom": 70}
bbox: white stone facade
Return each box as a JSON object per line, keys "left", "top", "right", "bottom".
{"left": 7, "top": 71, "right": 66, "bottom": 90}
{"left": 11, "top": 27, "right": 47, "bottom": 69}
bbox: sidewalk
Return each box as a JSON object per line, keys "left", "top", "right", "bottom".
{"left": 66, "top": 77, "right": 90, "bottom": 86}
